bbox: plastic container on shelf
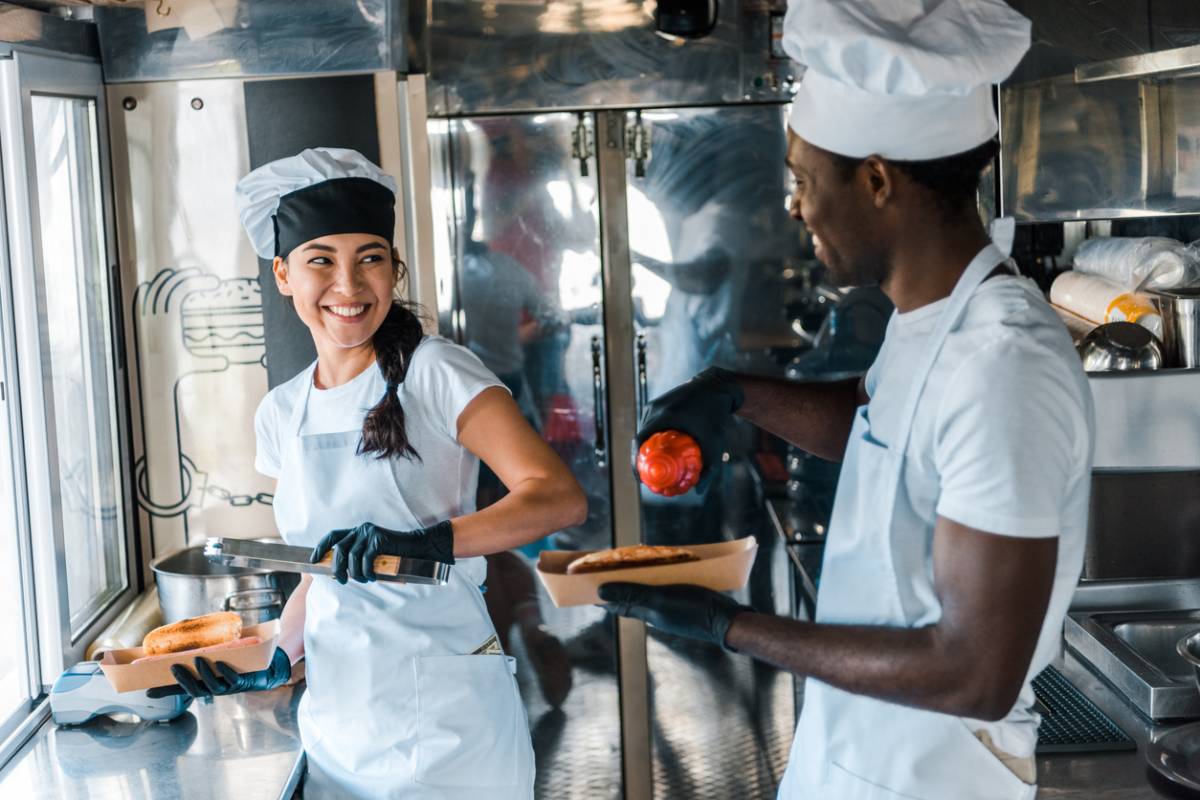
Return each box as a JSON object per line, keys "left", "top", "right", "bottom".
{"left": 1050, "top": 271, "right": 1163, "bottom": 339}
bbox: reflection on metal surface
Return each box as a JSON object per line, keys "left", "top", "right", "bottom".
{"left": 1076, "top": 44, "right": 1200, "bottom": 84}
{"left": 425, "top": 0, "right": 795, "bottom": 115}
{"left": 106, "top": 80, "right": 275, "bottom": 560}
{"left": 429, "top": 112, "right": 622, "bottom": 798}
{"left": 0, "top": 687, "right": 303, "bottom": 799}
{"left": 1000, "top": 67, "right": 1200, "bottom": 220}
{"left": 623, "top": 103, "right": 798, "bottom": 798}
{"left": 1088, "top": 369, "right": 1200, "bottom": 470}
{"left": 94, "top": 0, "right": 404, "bottom": 84}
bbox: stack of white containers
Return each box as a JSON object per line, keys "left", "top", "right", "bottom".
{"left": 1051, "top": 237, "right": 1198, "bottom": 341}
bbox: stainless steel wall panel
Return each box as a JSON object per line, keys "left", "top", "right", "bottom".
{"left": 425, "top": 0, "right": 795, "bottom": 116}
{"left": 94, "top": 0, "right": 405, "bottom": 83}
{"left": 430, "top": 111, "right": 627, "bottom": 799}
{"left": 106, "top": 79, "right": 274, "bottom": 560}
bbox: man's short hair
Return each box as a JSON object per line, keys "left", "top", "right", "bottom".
{"left": 827, "top": 139, "right": 999, "bottom": 217}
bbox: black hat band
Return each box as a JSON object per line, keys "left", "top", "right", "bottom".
{"left": 272, "top": 177, "right": 395, "bottom": 259}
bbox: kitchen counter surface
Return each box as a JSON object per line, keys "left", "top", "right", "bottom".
{"left": 0, "top": 684, "right": 304, "bottom": 800}
{"left": 1037, "top": 653, "right": 1197, "bottom": 799}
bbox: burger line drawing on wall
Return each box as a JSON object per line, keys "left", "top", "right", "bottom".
{"left": 131, "top": 267, "right": 274, "bottom": 555}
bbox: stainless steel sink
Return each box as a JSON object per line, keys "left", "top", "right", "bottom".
{"left": 1065, "top": 609, "right": 1200, "bottom": 720}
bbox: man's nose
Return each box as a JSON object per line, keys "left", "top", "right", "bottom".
{"left": 788, "top": 194, "right": 804, "bottom": 223}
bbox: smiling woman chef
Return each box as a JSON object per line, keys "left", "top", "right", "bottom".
{"left": 152, "top": 148, "right": 586, "bottom": 799}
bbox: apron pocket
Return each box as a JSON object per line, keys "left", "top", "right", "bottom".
{"left": 414, "top": 654, "right": 524, "bottom": 789}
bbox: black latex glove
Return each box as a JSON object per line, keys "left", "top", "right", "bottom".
{"left": 633, "top": 366, "right": 744, "bottom": 493}
{"left": 598, "top": 583, "right": 751, "bottom": 651}
{"left": 146, "top": 646, "right": 292, "bottom": 700}
{"left": 310, "top": 520, "right": 455, "bottom": 584}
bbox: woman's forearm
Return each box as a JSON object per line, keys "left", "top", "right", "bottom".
{"left": 277, "top": 574, "right": 310, "bottom": 664}
{"left": 451, "top": 474, "right": 587, "bottom": 558}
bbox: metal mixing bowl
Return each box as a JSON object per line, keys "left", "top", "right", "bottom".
{"left": 1079, "top": 321, "right": 1164, "bottom": 372}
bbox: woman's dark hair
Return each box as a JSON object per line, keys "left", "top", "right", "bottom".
{"left": 359, "top": 260, "right": 426, "bottom": 461}
{"left": 828, "top": 139, "right": 999, "bottom": 218}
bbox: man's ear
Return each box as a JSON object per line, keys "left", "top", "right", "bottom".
{"left": 272, "top": 256, "right": 292, "bottom": 296}
{"left": 861, "top": 155, "right": 895, "bottom": 210}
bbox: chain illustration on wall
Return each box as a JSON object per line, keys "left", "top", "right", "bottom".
{"left": 131, "top": 267, "right": 274, "bottom": 556}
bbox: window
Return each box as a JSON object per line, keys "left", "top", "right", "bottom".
{"left": 0, "top": 50, "right": 135, "bottom": 753}
{"left": 0, "top": 348, "right": 31, "bottom": 731}
{"left": 29, "top": 94, "right": 127, "bottom": 633}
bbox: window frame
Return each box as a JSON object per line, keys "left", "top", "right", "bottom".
{"left": 0, "top": 47, "right": 138, "bottom": 682}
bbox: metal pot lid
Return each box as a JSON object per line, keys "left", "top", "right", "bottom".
{"left": 150, "top": 544, "right": 272, "bottom": 578}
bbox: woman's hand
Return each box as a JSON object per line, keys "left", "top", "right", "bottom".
{"left": 146, "top": 647, "right": 292, "bottom": 700}
{"left": 310, "top": 521, "right": 455, "bottom": 584}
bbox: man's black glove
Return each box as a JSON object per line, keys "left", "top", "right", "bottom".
{"left": 598, "top": 583, "right": 751, "bottom": 651}
{"left": 633, "top": 366, "right": 744, "bottom": 492}
{"left": 146, "top": 646, "right": 292, "bottom": 700}
{"left": 310, "top": 520, "right": 455, "bottom": 584}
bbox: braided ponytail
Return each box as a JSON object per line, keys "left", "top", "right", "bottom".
{"left": 359, "top": 298, "right": 425, "bottom": 461}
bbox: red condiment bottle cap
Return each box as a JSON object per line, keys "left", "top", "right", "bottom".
{"left": 637, "top": 430, "right": 703, "bottom": 497}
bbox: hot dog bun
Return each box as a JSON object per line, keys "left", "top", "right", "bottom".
{"left": 565, "top": 544, "right": 698, "bottom": 574}
{"left": 142, "top": 611, "right": 242, "bottom": 656}
{"left": 131, "top": 635, "right": 261, "bottom": 665}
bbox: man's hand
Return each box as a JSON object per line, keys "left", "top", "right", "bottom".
{"left": 633, "top": 367, "right": 745, "bottom": 491}
{"left": 598, "top": 583, "right": 751, "bottom": 650}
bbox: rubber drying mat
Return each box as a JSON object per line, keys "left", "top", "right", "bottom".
{"left": 1034, "top": 666, "right": 1135, "bottom": 754}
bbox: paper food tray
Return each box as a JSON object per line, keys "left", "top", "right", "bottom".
{"left": 536, "top": 537, "right": 757, "bottom": 608}
{"left": 97, "top": 619, "right": 280, "bottom": 692}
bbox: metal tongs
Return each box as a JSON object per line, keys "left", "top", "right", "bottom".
{"left": 204, "top": 537, "right": 452, "bottom": 585}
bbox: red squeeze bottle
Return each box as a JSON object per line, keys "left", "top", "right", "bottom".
{"left": 637, "top": 431, "right": 703, "bottom": 497}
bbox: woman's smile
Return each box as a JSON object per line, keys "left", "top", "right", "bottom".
{"left": 323, "top": 302, "right": 372, "bottom": 323}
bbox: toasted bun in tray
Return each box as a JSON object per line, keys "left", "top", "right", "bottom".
{"left": 142, "top": 611, "right": 242, "bottom": 656}
{"left": 565, "top": 544, "right": 698, "bottom": 575}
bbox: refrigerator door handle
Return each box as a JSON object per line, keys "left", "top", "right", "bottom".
{"left": 636, "top": 332, "right": 649, "bottom": 411}
{"left": 591, "top": 335, "right": 607, "bottom": 467}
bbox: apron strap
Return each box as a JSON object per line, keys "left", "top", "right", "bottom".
{"left": 284, "top": 361, "right": 319, "bottom": 441}
{"left": 891, "top": 242, "right": 1009, "bottom": 454}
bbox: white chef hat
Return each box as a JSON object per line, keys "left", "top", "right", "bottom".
{"left": 783, "top": 0, "right": 1031, "bottom": 161}
{"left": 235, "top": 147, "right": 399, "bottom": 260}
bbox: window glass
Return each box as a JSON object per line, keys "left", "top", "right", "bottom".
{"left": 0, "top": 368, "right": 29, "bottom": 722}
{"left": 30, "top": 94, "right": 126, "bottom": 633}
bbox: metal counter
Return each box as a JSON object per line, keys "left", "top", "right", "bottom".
{"left": 0, "top": 685, "right": 304, "bottom": 800}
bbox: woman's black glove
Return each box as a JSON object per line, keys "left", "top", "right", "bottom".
{"left": 633, "top": 366, "right": 745, "bottom": 492}
{"left": 598, "top": 583, "right": 751, "bottom": 651}
{"left": 146, "top": 646, "right": 292, "bottom": 700}
{"left": 310, "top": 520, "right": 455, "bottom": 584}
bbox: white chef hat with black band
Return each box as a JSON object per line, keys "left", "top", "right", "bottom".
{"left": 782, "top": 0, "right": 1031, "bottom": 161}
{"left": 235, "top": 147, "right": 399, "bottom": 260}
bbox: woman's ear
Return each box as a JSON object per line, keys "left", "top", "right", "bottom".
{"left": 272, "top": 256, "right": 292, "bottom": 295}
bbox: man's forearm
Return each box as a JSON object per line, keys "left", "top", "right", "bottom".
{"left": 735, "top": 374, "right": 861, "bottom": 462}
{"left": 724, "top": 612, "right": 1015, "bottom": 721}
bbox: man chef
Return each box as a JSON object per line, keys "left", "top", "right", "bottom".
{"left": 601, "top": 1, "right": 1095, "bottom": 798}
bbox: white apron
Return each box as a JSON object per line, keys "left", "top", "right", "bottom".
{"left": 272, "top": 363, "right": 535, "bottom": 800}
{"left": 778, "top": 243, "right": 1037, "bottom": 800}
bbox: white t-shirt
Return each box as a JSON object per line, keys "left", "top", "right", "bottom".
{"left": 254, "top": 335, "right": 506, "bottom": 527}
{"left": 863, "top": 274, "right": 1095, "bottom": 757}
